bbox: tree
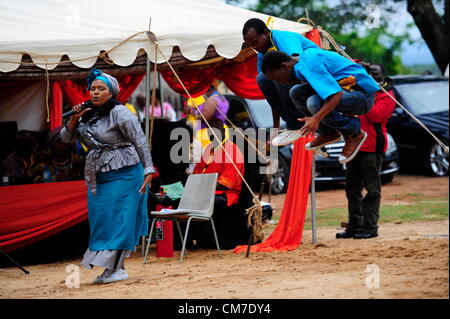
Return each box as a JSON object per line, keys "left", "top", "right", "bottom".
{"left": 407, "top": 0, "right": 449, "bottom": 73}
{"left": 332, "top": 28, "right": 408, "bottom": 74}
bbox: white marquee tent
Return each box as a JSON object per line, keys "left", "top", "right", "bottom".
{"left": 0, "top": 0, "right": 312, "bottom": 131}
{"left": 0, "top": 0, "right": 312, "bottom": 73}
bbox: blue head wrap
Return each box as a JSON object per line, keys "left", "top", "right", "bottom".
{"left": 87, "top": 68, "right": 120, "bottom": 97}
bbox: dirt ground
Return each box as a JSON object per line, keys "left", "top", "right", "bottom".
{"left": 0, "top": 174, "right": 448, "bottom": 299}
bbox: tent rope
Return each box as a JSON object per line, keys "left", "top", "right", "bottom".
{"left": 378, "top": 86, "right": 449, "bottom": 152}
{"left": 296, "top": 17, "right": 316, "bottom": 27}
{"left": 148, "top": 38, "right": 264, "bottom": 243}
{"left": 208, "top": 98, "right": 277, "bottom": 207}
{"left": 319, "top": 27, "right": 353, "bottom": 60}
{"left": 210, "top": 102, "right": 270, "bottom": 163}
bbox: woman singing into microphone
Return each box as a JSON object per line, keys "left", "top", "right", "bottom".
{"left": 61, "top": 68, "right": 154, "bottom": 284}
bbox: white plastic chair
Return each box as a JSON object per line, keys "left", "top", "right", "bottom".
{"left": 143, "top": 173, "right": 222, "bottom": 263}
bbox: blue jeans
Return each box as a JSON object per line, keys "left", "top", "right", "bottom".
{"left": 257, "top": 73, "right": 306, "bottom": 130}
{"left": 289, "top": 84, "right": 374, "bottom": 137}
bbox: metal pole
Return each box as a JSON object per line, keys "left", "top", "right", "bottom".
{"left": 158, "top": 72, "right": 164, "bottom": 119}
{"left": 145, "top": 18, "right": 152, "bottom": 140}
{"left": 268, "top": 173, "right": 272, "bottom": 203}
{"left": 311, "top": 152, "right": 317, "bottom": 244}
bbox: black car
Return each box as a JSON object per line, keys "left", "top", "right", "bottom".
{"left": 387, "top": 75, "right": 449, "bottom": 176}
{"left": 225, "top": 94, "right": 400, "bottom": 194}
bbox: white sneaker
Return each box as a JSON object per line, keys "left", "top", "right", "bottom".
{"left": 102, "top": 269, "right": 128, "bottom": 284}
{"left": 92, "top": 269, "right": 113, "bottom": 284}
{"left": 271, "top": 130, "right": 303, "bottom": 146}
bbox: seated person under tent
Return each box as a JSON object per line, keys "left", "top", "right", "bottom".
{"left": 190, "top": 117, "right": 252, "bottom": 249}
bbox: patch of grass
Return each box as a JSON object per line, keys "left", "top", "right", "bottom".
{"left": 404, "top": 193, "right": 426, "bottom": 197}
{"left": 392, "top": 193, "right": 426, "bottom": 199}
{"left": 380, "top": 202, "right": 448, "bottom": 223}
{"left": 304, "top": 207, "right": 348, "bottom": 229}
{"left": 303, "top": 199, "right": 449, "bottom": 230}
{"left": 412, "top": 197, "right": 449, "bottom": 203}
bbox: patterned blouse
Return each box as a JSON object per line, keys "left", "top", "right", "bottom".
{"left": 61, "top": 104, "right": 155, "bottom": 193}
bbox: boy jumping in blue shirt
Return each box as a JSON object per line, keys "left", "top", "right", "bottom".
{"left": 243, "top": 18, "right": 320, "bottom": 146}
{"left": 261, "top": 50, "right": 380, "bottom": 164}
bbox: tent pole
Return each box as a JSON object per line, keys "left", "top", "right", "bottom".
{"left": 141, "top": 18, "right": 152, "bottom": 254}
{"left": 311, "top": 152, "right": 317, "bottom": 244}
{"left": 145, "top": 60, "right": 150, "bottom": 140}
{"left": 158, "top": 72, "right": 164, "bottom": 119}
{"left": 145, "top": 18, "right": 152, "bottom": 140}
{"left": 268, "top": 173, "right": 272, "bottom": 203}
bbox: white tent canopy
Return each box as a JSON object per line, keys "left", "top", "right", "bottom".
{"left": 0, "top": 0, "right": 312, "bottom": 73}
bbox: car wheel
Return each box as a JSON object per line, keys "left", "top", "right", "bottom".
{"left": 270, "top": 155, "right": 289, "bottom": 194}
{"left": 425, "top": 142, "right": 449, "bottom": 177}
{"left": 380, "top": 173, "right": 394, "bottom": 184}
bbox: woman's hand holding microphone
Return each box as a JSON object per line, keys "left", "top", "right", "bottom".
{"left": 66, "top": 103, "right": 92, "bottom": 129}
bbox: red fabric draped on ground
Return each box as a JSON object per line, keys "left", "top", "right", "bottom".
{"left": 234, "top": 136, "right": 314, "bottom": 253}
{"left": 0, "top": 181, "right": 88, "bottom": 253}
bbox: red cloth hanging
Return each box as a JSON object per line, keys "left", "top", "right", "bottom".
{"left": 231, "top": 32, "right": 319, "bottom": 252}
{"left": 0, "top": 181, "right": 88, "bottom": 253}
{"left": 234, "top": 136, "right": 314, "bottom": 253}
{"left": 58, "top": 79, "right": 91, "bottom": 106}
{"left": 160, "top": 54, "right": 264, "bottom": 99}
{"left": 115, "top": 73, "right": 146, "bottom": 103}
{"left": 160, "top": 67, "right": 218, "bottom": 98}
{"left": 49, "top": 81, "right": 63, "bottom": 130}
{"left": 218, "top": 54, "right": 263, "bottom": 99}
{"left": 305, "top": 28, "right": 322, "bottom": 47}
{"left": 57, "top": 73, "right": 145, "bottom": 106}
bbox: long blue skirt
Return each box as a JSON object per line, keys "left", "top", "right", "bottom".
{"left": 87, "top": 164, "right": 148, "bottom": 251}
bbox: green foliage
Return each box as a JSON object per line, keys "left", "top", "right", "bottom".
{"left": 242, "top": 0, "right": 377, "bottom": 35}
{"left": 332, "top": 27, "right": 408, "bottom": 74}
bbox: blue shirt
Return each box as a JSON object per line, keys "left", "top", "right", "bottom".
{"left": 257, "top": 29, "right": 320, "bottom": 73}
{"left": 293, "top": 49, "right": 380, "bottom": 100}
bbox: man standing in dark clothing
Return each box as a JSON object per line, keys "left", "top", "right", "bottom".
{"left": 337, "top": 63, "right": 396, "bottom": 239}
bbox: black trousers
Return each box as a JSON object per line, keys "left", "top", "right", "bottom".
{"left": 345, "top": 152, "right": 382, "bottom": 235}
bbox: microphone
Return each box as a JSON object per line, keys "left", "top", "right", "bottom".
{"left": 62, "top": 101, "right": 93, "bottom": 119}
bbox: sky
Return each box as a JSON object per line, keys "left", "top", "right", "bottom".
{"left": 222, "top": 0, "right": 437, "bottom": 66}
